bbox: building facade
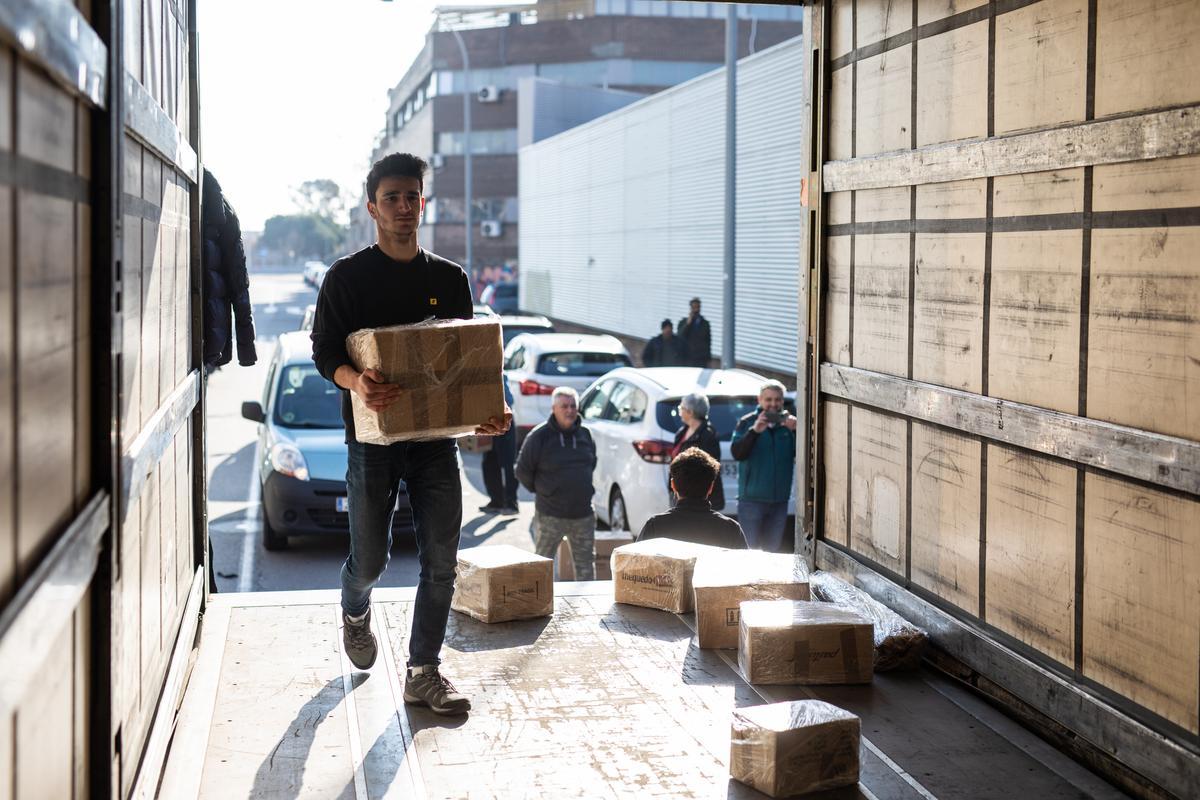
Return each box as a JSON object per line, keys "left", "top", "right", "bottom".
{"left": 351, "top": 0, "right": 802, "bottom": 293}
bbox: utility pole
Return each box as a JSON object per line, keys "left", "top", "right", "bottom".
{"left": 722, "top": 3, "right": 737, "bottom": 369}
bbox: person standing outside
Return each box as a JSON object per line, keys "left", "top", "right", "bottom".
{"left": 677, "top": 297, "right": 712, "bottom": 367}
{"left": 671, "top": 392, "right": 724, "bottom": 511}
{"left": 515, "top": 387, "right": 598, "bottom": 580}
{"left": 642, "top": 318, "right": 684, "bottom": 367}
{"left": 311, "top": 153, "right": 510, "bottom": 715}
{"left": 480, "top": 381, "right": 519, "bottom": 514}
{"left": 730, "top": 380, "right": 796, "bottom": 552}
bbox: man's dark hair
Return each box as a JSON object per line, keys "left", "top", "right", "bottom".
{"left": 660, "top": 318, "right": 673, "bottom": 330}
{"left": 670, "top": 447, "right": 720, "bottom": 500}
{"left": 366, "top": 153, "right": 428, "bottom": 203}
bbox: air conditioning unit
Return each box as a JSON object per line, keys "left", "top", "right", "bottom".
{"left": 430, "top": 153, "right": 445, "bottom": 169}
{"left": 477, "top": 85, "right": 501, "bottom": 103}
{"left": 480, "top": 220, "right": 503, "bottom": 238}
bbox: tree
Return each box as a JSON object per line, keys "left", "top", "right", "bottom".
{"left": 291, "top": 179, "right": 348, "bottom": 224}
{"left": 259, "top": 214, "right": 345, "bottom": 264}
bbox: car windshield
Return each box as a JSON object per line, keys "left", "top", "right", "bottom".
{"left": 502, "top": 325, "right": 552, "bottom": 346}
{"left": 273, "top": 365, "right": 343, "bottom": 428}
{"left": 537, "top": 351, "right": 631, "bottom": 377}
{"left": 655, "top": 395, "right": 796, "bottom": 442}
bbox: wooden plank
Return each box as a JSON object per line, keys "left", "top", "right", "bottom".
{"left": 993, "top": 0, "right": 1087, "bottom": 135}
{"left": 138, "top": 472, "right": 160, "bottom": 701}
{"left": 912, "top": 232, "right": 985, "bottom": 392}
{"left": 72, "top": 591, "right": 90, "bottom": 800}
{"left": 15, "top": 62, "right": 75, "bottom": 172}
{"left": 857, "top": 0, "right": 913, "bottom": 47}
{"left": 824, "top": 235, "right": 852, "bottom": 364}
{"left": 139, "top": 160, "right": 163, "bottom": 428}
{"left": 822, "top": 400, "right": 850, "bottom": 546}
{"left": 158, "top": 454, "right": 177, "bottom": 635}
{"left": 0, "top": 48, "right": 11, "bottom": 152}
{"left": 819, "top": 363, "right": 1200, "bottom": 495}
{"left": 199, "top": 605, "right": 356, "bottom": 799}
{"left": 122, "top": 139, "right": 143, "bottom": 447}
{"left": 992, "top": 167, "right": 1084, "bottom": 217}
{"left": 830, "top": 65, "right": 853, "bottom": 162}
{"left": 915, "top": 177, "right": 986, "bottom": 219}
{"left": 1082, "top": 473, "right": 1200, "bottom": 735}
{"left": 1095, "top": 0, "right": 1200, "bottom": 118}
{"left": 74, "top": 201, "right": 91, "bottom": 509}
{"left": 825, "top": 105, "right": 1200, "bottom": 193}
{"left": 831, "top": 0, "right": 854, "bottom": 59}
{"left": 856, "top": 185, "right": 910, "bottom": 222}
{"left": 909, "top": 422, "right": 980, "bottom": 612}
{"left": 984, "top": 445, "right": 1076, "bottom": 666}
{"left": 828, "top": 190, "right": 852, "bottom": 225}
{"left": 14, "top": 620, "right": 73, "bottom": 800}
{"left": 143, "top": 0, "right": 162, "bottom": 105}
{"left": 0, "top": 183, "right": 12, "bottom": 606}
{"left": 852, "top": 233, "right": 910, "bottom": 376}
{"left": 1093, "top": 153, "right": 1200, "bottom": 212}
{"left": 175, "top": 430, "right": 191, "bottom": 603}
{"left": 1087, "top": 226, "right": 1199, "bottom": 440}
{"left": 15, "top": 190, "right": 75, "bottom": 578}
{"left": 855, "top": 44, "right": 912, "bottom": 157}
{"left": 123, "top": 0, "right": 142, "bottom": 86}
{"left": 0, "top": 0, "right": 105, "bottom": 107}
{"left": 916, "top": 19, "right": 987, "bottom": 147}
{"left": 850, "top": 407, "right": 908, "bottom": 575}
{"left": 916, "top": 0, "right": 987, "bottom": 26}
{"left": 987, "top": 230, "right": 1082, "bottom": 414}
{"left": 159, "top": 183, "right": 177, "bottom": 404}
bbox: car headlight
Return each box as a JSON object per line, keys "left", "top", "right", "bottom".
{"left": 270, "top": 442, "right": 310, "bottom": 481}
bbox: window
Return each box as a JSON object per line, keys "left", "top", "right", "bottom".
{"left": 436, "top": 129, "right": 519, "bottom": 155}
{"left": 392, "top": 109, "right": 404, "bottom": 133}
{"left": 504, "top": 345, "right": 526, "bottom": 371}
{"left": 536, "top": 351, "right": 632, "bottom": 378}
{"left": 607, "top": 381, "right": 648, "bottom": 424}
{"left": 274, "top": 365, "right": 343, "bottom": 429}
{"left": 581, "top": 380, "right": 615, "bottom": 420}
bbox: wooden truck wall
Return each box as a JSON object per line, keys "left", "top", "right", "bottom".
{"left": 0, "top": 0, "right": 202, "bottom": 797}
{"left": 806, "top": 0, "right": 1199, "bottom": 795}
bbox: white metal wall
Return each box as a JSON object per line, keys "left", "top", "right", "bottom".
{"left": 519, "top": 37, "right": 803, "bottom": 373}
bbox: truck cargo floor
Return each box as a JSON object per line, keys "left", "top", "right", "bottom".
{"left": 157, "top": 583, "right": 1127, "bottom": 799}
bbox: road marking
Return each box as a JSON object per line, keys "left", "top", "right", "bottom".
{"left": 237, "top": 440, "right": 261, "bottom": 593}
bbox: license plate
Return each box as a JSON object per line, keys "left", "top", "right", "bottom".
{"left": 721, "top": 461, "right": 738, "bottom": 478}
{"left": 336, "top": 497, "right": 349, "bottom": 513}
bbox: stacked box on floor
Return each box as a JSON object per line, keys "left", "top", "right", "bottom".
{"left": 739, "top": 600, "right": 873, "bottom": 685}
{"left": 730, "top": 700, "right": 861, "bottom": 797}
{"left": 556, "top": 530, "right": 634, "bottom": 581}
{"left": 451, "top": 545, "right": 553, "bottom": 623}
{"left": 610, "top": 538, "right": 725, "bottom": 613}
{"left": 692, "top": 551, "right": 811, "bottom": 649}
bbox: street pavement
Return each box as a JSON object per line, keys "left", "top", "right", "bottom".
{"left": 206, "top": 265, "right": 537, "bottom": 594}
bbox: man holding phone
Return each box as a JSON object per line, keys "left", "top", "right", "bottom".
{"left": 730, "top": 380, "right": 796, "bottom": 551}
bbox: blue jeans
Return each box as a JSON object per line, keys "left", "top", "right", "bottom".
{"left": 343, "top": 439, "right": 462, "bottom": 667}
{"left": 738, "top": 499, "right": 789, "bottom": 552}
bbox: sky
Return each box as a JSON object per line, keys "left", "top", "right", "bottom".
{"left": 198, "top": 1, "right": 517, "bottom": 231}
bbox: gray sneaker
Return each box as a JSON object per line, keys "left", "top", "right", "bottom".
{"left": 403, "top": 665, "right": 471, "bottom": 715}
{"left": 342, "top": 608, "right": 378, "bottom": 670}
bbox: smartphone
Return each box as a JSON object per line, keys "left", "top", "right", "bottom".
{"left": 764, "top": 410, "right": 784, "bottom": 425}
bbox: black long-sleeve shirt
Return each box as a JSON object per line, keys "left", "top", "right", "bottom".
{"left": 310, "top": 245, "right": 473, "bottom": 441}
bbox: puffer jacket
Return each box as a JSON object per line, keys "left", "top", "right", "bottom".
{"left": 202, "top": 169, "right": 256, "bottom": 369}
{"left": 515, "top": 414, "right": 597, "bottom": 519}
{"left": 730, "top": 407, "right": 795, "bottom": 504}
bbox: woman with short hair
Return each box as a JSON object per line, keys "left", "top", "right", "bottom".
{"left": 671, "top": 391, "right": 724, "bottom": 511}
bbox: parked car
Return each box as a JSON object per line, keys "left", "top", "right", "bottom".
{"left": 498, "top": 313, "right": 554, "bottom": 347}
{"left": 302, "top": 261, "right": 328, "bottom": 288}
{"left": 300, "top": 304, "right": 316, "bottom": 331}
{"left": 480, "top": 281, "right": 519, "bottom": 314}
{"left": 473, "top": 303, "right": 498, "bottom": 318}
{"left": 503, "top": 333, "right": 633, "bottom": 443}
{"left": 241, "top": 331, "right": 412, "bottom": 549}
{"left": 578, "top": 367, "right": 797, "bottom": 534}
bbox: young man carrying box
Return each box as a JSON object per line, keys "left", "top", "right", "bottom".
{"left": 311, "top": 153, "right": 510, "bottom": 715}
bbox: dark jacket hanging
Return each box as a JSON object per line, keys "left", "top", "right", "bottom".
{"left": 202, "top": 169, "right": 257, "bottom": 369}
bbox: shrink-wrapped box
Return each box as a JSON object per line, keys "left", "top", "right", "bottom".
{"left": 346, "top": 318, "right": 505, "bottom": 444}
{"left": 809, "top": 571, "right": 927, "bottom": 671}
{"left": 451, "top": 545, "right": 553, "bottom": 623}
{"left": 610, "top": 538, "right": 725, "bottom": 613}
{"left": 692, "top": 552, "right": 811, "bottom": 650}
{"left": 556, "top": 530, "right": 634, "bottom": 581}
{"left": 739, "top": 600, "right": 873, "bottom": 685}
{"left": 730, "top": 700, "right": 861, "bottom": 797}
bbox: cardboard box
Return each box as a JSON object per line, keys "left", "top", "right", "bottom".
{"left": 739, "top": 600, "right": 873, "bottom": 685}
{"left": 556, "top": 530, "right": 634, "bottom": 581}
{"left": 610, "top": 538, "right": 726, "bottom": 613}
{"left": 346, "top": 318, "right": 505, "bottom": 444}
{"left": 692, "top": 551, "right": 811, "bottom": 649}
{"left": 730, "top": 700, "right": 861, "bottom": 798}
{"left": 451, "top": 544, "right": 553, "bottom": 624}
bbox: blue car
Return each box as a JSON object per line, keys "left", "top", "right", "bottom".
{"left": 241, "top": 331, "right": 412, "bottom": 550}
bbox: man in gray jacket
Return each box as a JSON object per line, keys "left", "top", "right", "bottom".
{"left": 516, "top": 387, "right": 598, "bottom": 579}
